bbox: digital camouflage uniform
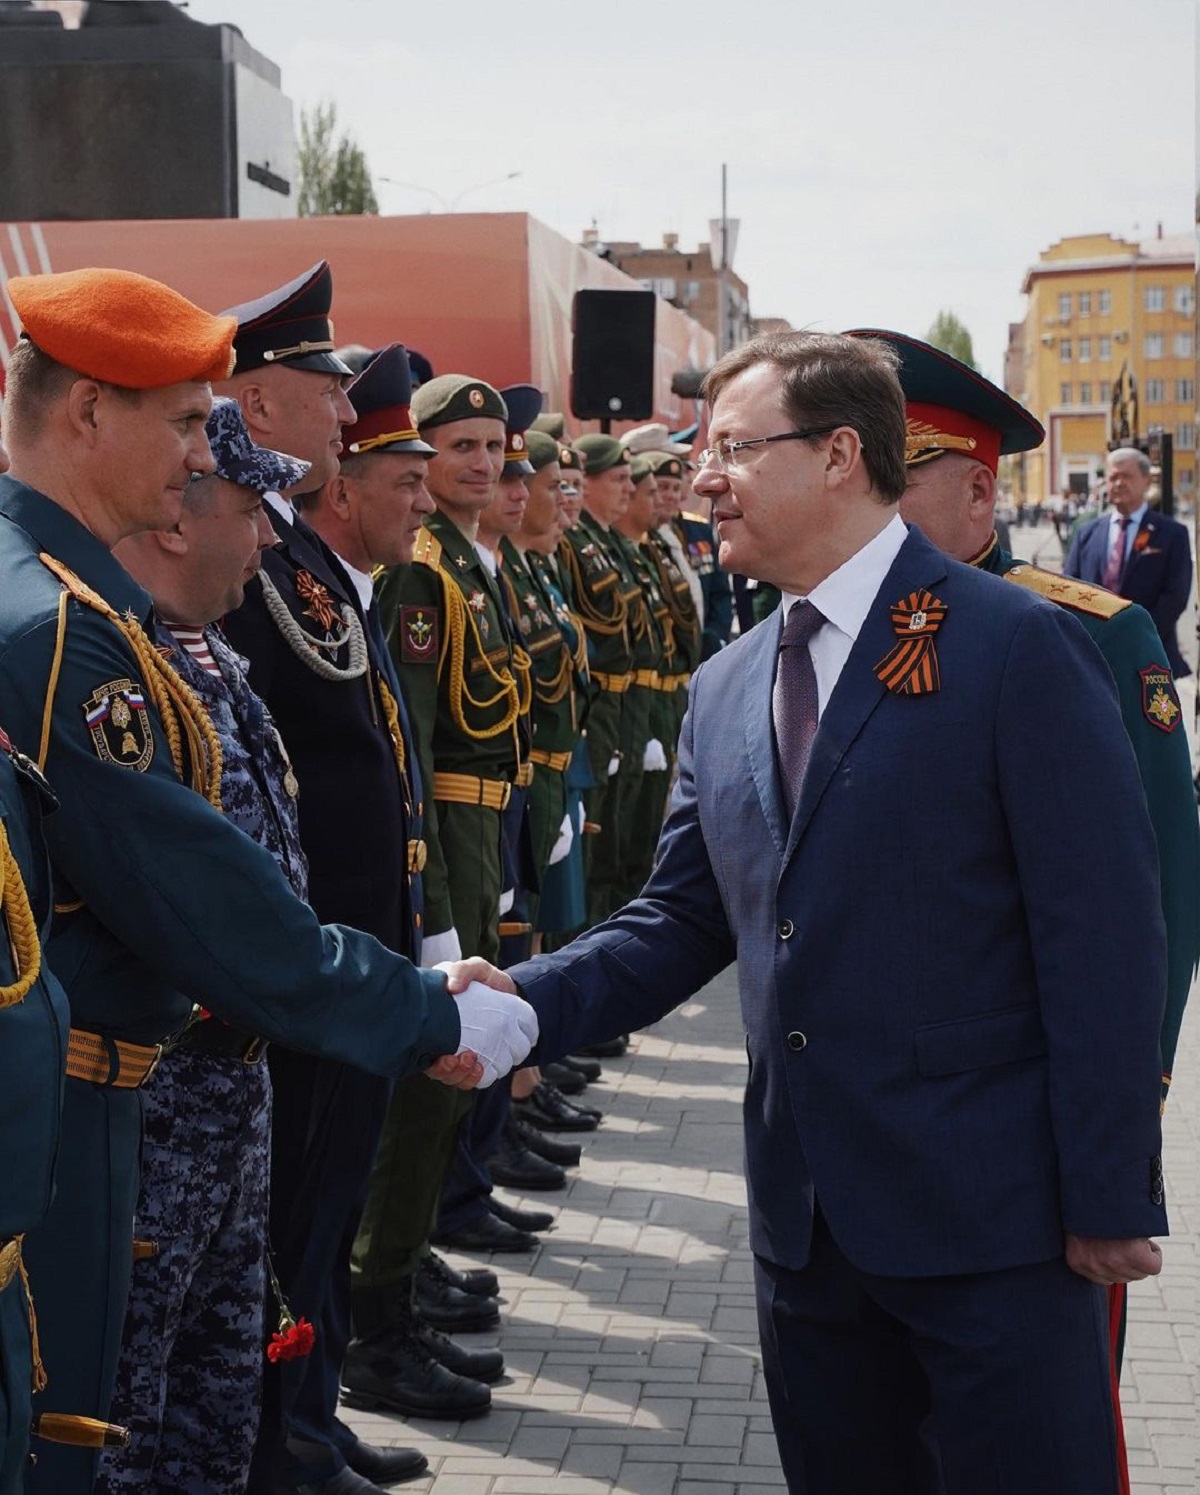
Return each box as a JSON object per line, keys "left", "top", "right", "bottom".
{"left": 96, "top": 624, "right": 307, "bottom": 1495}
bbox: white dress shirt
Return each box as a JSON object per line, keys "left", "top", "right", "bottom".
{"left": 336, "top": 553, "right": 375, "bottom": 614}
{"left": 1108, "top": 503, "right": 1146, "bottom": 568}
{"left": 779, "top": 514, "right": 908, "bottom": 719}
{"left": 264, "top": 491, "right": 295, "bottom": 527}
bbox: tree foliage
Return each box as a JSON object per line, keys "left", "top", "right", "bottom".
{"left": 926, "top": 310, "right": 976, "bottom": 370}
{"left": 297, "top": 102, "right": 379, "bottom": 217}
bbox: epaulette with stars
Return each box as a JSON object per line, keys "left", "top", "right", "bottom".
{"left": 1003, "top": 565, "right": 1132, "bottom": 620}
{"left": 411, "top": 528, "right": 443, "bottom": 572}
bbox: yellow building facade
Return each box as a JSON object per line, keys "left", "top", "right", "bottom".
{"left": 1008, "top": 232, "right": 1196, "bottom": 506}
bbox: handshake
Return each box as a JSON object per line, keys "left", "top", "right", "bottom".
{"left": 424, "top": 959, "right": 536, "bottom": 1090}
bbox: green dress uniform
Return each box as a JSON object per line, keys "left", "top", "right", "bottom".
{"left": 0, "top": 477, "right": 460, "bottom": 1495}
{"left": 675, "top": 510, "right": 734, "bottom": 657}
{"left": 558, "top": 510, "right": 634, "bottom": 922}
{"left": 647, "top": 525, "right": 703, "bottom": 742}
{"left": 377, "top": 509, "right": 526, "bottom": 962}
{"left": 609, "top": 529, "right": 672, "bottom": 906}
{"left": 499, "top": 538, "right": 586, "bottom": 908}
{"left": 0, "top": 727, "right": 69, "bottom": 1495}
{"left": 976, "top": 536, "right": 1200, "bottom": 1100}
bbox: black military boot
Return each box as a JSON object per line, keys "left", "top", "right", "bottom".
{"left": 413, "top": 1316, "right": 505, "bottom": 1384}
{"left": 540, "top": 1059, "right": 587, "bottom": 1095}
{"left": 341, "top": 1281, "right": 491, "bottom": 1421}
{"left": 410, "top": 1260, "right": 501, "bottom": 1332}
{"left": 488, "top": 1121, "right": 567, "bottom": 1192}
{"left": 560, "top": 1053, "right": 603, "bottom": 1083}
{"left": 513, "top": 1081, "right": 602, "bottom": 1131}
{"left": 419, "top": 1249, "right": 499, "bottom": 1300}
{"left": 512, "top": 1115, "right": 582, "bottom": 1167}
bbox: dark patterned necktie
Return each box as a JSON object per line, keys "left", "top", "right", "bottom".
{"left": 773, "top": 601, "right": 825, "bottom": 820}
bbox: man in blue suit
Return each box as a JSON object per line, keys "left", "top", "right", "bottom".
{"left": 1064, "top": 447, "right": 1194, "bottom": 676}
{"left": 446, "top": 332, "right": 1169, "bottom": 1494}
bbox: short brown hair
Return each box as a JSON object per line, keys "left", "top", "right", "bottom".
{"left": 4, "top": 337, "right": 141, "bottom": 447}
{"left": 702, "top": 332, "right": 907, "bottom": 503}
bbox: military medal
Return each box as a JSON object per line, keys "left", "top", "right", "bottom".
{"left": 295, "top": 570, "right": 338, "bottom": 634}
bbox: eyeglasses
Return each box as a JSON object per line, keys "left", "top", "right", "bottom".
{"left": 696, "top": 425, "right": 840, "bottom": 473}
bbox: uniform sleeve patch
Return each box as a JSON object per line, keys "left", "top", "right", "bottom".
{"left": 1138, "top": 667, "right": 1182, "bottom": 733}
{"left": 400, "top": 607, "right": 439, "bottom": 664}
{"left": 82, "top": 677, "right": 155, "bottom": 770}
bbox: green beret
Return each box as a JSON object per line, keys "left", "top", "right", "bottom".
{"left": 557, "top": 445, "right": 583, "bottom": 473}
{"left": 575, "top": 434, "right": 631, "bottom": 475}
{"left": 532, "top": 411, "right": 566, "bottom": 439}
{"left": 411, "top": 373, "right": 507, "bottom": 431}
{"left": 630, "top": 454, "right": 656, "bottom": 483}
{"left": 644, "top": 451, "right": 684, "bottom": 479}
{"left": 525, "top": 429, "right": 561, "bottom": 472}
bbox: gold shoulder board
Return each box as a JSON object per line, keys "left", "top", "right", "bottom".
{"left": 680, "top": 511, "right": 708, "bottom": 525}
{"left": 1003, "top": 565, "right": 1131, "bottom": 620}
{"left": 411, "top": 528, "right": 443, "bottom": 571}
{"left": 370, "top": 563, "right": 386, "bottom": 584}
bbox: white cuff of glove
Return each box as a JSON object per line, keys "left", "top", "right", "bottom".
{"left": 607, "top": 753, "right": 621, "bottom": 778}
{"left": 453, "top": 980, "right": 540, "bottom": 1087}
{"left": 576, "top": 800, "right": 586, "bottom": 832}
{"left": 498, "top": 888, "right": 515, "bottom": 916}
{"left": 548, "top": 812, "right": 574, "bottom": 865}
{"left": 420, "top": 928, "right": 462, "bottom": 968}
{"left": 642, "top": 738, "right": 668, "bottom": 772}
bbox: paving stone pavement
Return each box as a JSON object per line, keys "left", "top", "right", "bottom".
{"left": 341, "top": 960, "right": 1200, "bottom": 1494}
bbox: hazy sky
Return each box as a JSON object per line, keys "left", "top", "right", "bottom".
{"left": 186, "top": 0, "right": 1194, "bottom": 382}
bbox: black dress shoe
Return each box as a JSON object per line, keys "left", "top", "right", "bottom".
{"left": 411, "top": 1265, "right": 500, "bottom": 1332}
{"left": 561, "top": 1053, "right": 603, "bottom": 1082}
{"left": 577, "top": 1036, "right": 627, "bottom": 1058}
{"left": 414, "top": 1317, "right": 505, "bottom": 1384}
{"left": 342, "top": 1435, "right": 429, "bottom": 1486}
{"left": 541, "top": 1060, "right": 587, "bottom": 1095}
{"left": 432, "top": 1211, "right": 539, "bottom": 1253}
{"left": 294, "top": 1467, "right": 383, "bottom": 1495}
{"left": 488, "top": 1131, "right": 567, "bottom": 1192}
{"left": 512, "top": 1116, "right": 582, "bottom": 1167}
{"left": 488, "top": 1196, "right": 554, "bottom": 1233}
{"left": 341, "top": 1329, "right": 491, "bottom": 1421}
{"left": 420, "top": 1249, "right": 498, "bottom": 1300}
{"left": 514, "top": 1082, "right": 601, "bottom": 1132}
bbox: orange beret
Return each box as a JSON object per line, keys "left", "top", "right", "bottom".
{"left": 7, "top": 268, "right": 236, "bottom": 390}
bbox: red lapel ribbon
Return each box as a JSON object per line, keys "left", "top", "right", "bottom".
{"left": 874, "top": 589, "right": 948, "bottom": 696}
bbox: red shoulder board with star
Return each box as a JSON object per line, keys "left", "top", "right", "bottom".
{"left": 1138, "top": 666, "right": 1182, "bottom": 733}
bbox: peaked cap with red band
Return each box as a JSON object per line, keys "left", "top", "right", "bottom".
{"left": 8, "top": 268, "right": 236, "bottom": 389}
{"left": 845, "top": 328, "right": 1044, "bottom": 474}
{"left": 500, "top": 383, "right": 543, "bottom": 476}
{"left": 343, "top": 344, "right": 437, "bottom": 456}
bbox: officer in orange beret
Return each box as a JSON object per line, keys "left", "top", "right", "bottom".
{"left": 0, "top": 268, "right": 533, "bottom": 1495}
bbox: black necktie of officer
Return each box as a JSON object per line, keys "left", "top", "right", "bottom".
{"left": 773, "top": 600, "right": 825, "bottom": 821}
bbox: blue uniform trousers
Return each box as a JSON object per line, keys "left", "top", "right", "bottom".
{"left": 95, "top": 1047, "right": 270, "bottom": 1495}
{"left": 0, "top": 1274, "right": 33, "bottom": 1495}
{"left": 755, "top": 1210, "right": 1120, "bottom": 1495}
{"left": 250, "top": 1049, "right": 390, "bottom": 1491}
{"left": 436, "top": 1077, "right": 512, "bottom": 1234}
{"left": 24, "top": 1079, "right": 142, "bottom": 1495}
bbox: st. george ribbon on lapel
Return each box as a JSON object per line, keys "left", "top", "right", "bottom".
{"left": 874, "top": 589, "right": 948, "bottom": 696}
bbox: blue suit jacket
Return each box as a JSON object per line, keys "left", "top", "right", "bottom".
{"left": 1064, "top": 509, "right": 1194, "bottom": 676}
{"left": 512, "top": 526, "right": 1168, "bottom": 1277}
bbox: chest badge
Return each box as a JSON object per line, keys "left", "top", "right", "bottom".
{"left": 82, "top": 678, "right": 155, "bottom": 771}
{"left": 874, "top": 589, "right": 948, "bottom": 696}
{"left": 1139, "top": 667, "right": 1182, "bottom": 733}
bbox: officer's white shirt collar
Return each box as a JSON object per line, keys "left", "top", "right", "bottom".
{"left": 1109, "top": 503, "right": 1147, "bottom": 539}
{"left": 333, "top": 552, "right": 375, "bottom": 615}
{"left": 474, "top": 541, "right": 499, "bottom": 577}
{"left": 779, "top": 512, "right": 907, "bottom": 718}
{"left": 264, "top": 491, "right": 295, "bottom": 527}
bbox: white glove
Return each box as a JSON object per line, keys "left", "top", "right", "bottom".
{"left": 452, "top": 979, "right": 540, "bottom": 1087}
{"left": 607, "top": 753, "right": 621, "bottom": 778}
{"left": 576, "top": 800, "right": 586, "bottom": 833}
{"left": 498, "top": 888, "right": 515, "bottom": 916}
{"left": 642, "top": 738, "right": 668, "bottom": 772}
{"left": 548, "top": 812, "right": 574, "bottom": 865}
{"left": 420, "top": 928, "right": 462, "bottom": 968}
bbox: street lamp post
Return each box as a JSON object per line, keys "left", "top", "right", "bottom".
{"left": 376, "top": 172, "right": 522, "bottom": 213}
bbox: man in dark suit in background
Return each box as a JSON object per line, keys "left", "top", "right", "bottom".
{"left": 446, "top": 331, "right": 1170, "bottom": 1495}
{"left": 1064, "top": 447, "right": 1194, "bottom": 676}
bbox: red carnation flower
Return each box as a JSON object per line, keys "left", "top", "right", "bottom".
{"left": 267, "top": 1314, "right": 315, "bottom": 1363}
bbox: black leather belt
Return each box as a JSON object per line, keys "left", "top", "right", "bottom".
{"left": 172, "top": 1020, "right": 268, "bottom": 1065}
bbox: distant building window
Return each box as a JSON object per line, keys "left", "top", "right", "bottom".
{"left": 1175, "top": 379, "right": 1195, "bottom": 402}
{"left": 1098, "top": 334, "right": 1112, "bottom": 360}
{"left": 1144, "top": 333, "right": 1164, "bottom": 359}
{"left": 1078, "top": 337, "right": 1091, "bottom": 362}
{"left": 1079, "top": 382, "right": 1092, "bottom": 403}
{"left": 1097, "top": 289, "right": 1111, "bottom": 315}
{"left": 1100, "top": 380, "right": 1112, "bottom": 401}
{"left": 1078, "top": 291, "right": 1091, "bottom": 316}
{"left": 1145, "top": 380, "right": 1164, "bottom": 403}
{"left": 1060, "top": 339, "right": 1072, "bottom": 362}
{"left": 1058, "top": 292, "right": 1072, "bottom": 319}
{"left": 1178, "top": 465, "right": 1195, "bottom": 488}
{"left": 1060, "top": 383, "right": 1072, "bottom": 404}
{"left": 1175, "top": 423, "right": 1196, "bottom": 450}
{"left": 1173, "top": 332, "right": 1194, "bottom": 357}
{"left": 1144, "top": 286, "right": 1165, "bottom": 313}
{"left": 1174, "top": 285, "right": 1195, "bottom": 315}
